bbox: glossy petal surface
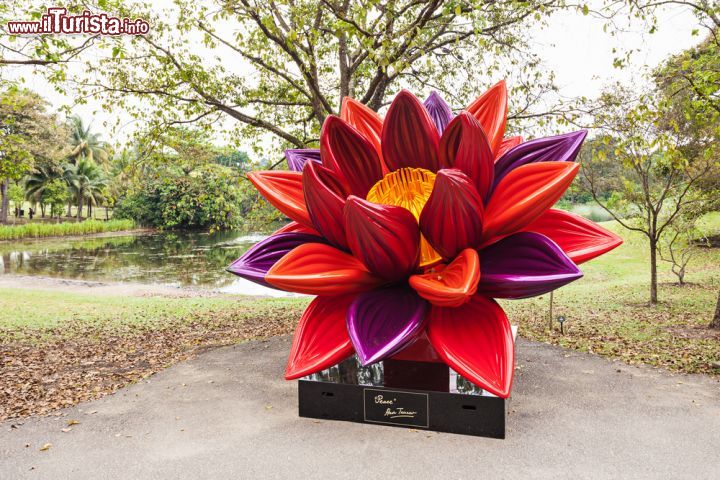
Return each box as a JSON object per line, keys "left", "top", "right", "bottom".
{"left": 522, "top": 209, "right": 623, "bottom": 264}
{"left": 227, "top": 232, "right": 325, "bottom": 288}
{"left": 482, "top": 162, "right": 579, "bottom": 243}
{"left": 382, "top": 90, "right": 440, "bottom": 172}
{"left": 493, "top": 130, "right": 587, "bottom": 190}
{"left": 266, "top": 243, "right": 382, "bottom": 295}
{"left": 465, "top": 81, "right": 508, "bottom": 154}
{"left": 428, "top": 295, "right": 514, "bottom": 398}
{"left": 341, "top": 97, "right": 385, "bottom": 169}
{"left": 477, "top": 232, "right": 582, "bottom": 299}
{"left": 496, "top": 136, "right": 523, "bottom": 160}
{"left": 247, "top": 171, "right": 312, "bottom": 227}
{"left": 419, "top": 169, "right": 484, "bottom": 260}
{"left": 322, "top": 116, "right": 383, "bottom": 197}
{"left": 347, "top": 286, "right": 429, "bottom": 365}
{"left": 424, "top": 91, "right": 453, "bottom": 134}
{"left": 409, "top": 248, "right": 480, "bottom": 307}
{"left": 285, "top": 149, "right": 320, "bottom": 172}
{"left": 344, "top": 196, "right": 420, "bottom": 280}
{"left": 285, "top": 295, "right": 355, "bottom": 379}
{"left": 272, "top": 221, "right": 320, "bottom": 236}
{"left": 302, "top": 161, "right": 349, "bottom": 249}
{"left": 439, "top": 112, "right": 494, "bottom": 200}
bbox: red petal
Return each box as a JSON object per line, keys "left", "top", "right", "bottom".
{"left": 439, "top": 112, "right": 494, "bottom": 200}
{"left": 321, "top": 116, "right": 383, "bottom": 197}
{"left": 266, "top": 243, "right": 382, "bottom": 295}
{"left": 409, "top": 248, "right": 480, "bottom": 307}
{"left": 341, "top": 97, "right": 387, "bottom": 172}
{"left": 247, "top": 171, "right": 312, "bottom": 227}
{"left": 428, "top": 295, "right": 514, "bottom": 398}
{"left": 496, "top": 135, "right": 523, "bottom": 160}
{"left": 273, "top": 221, "right": 320, "bottom": 236}
{"left": 285, "top": 294, "right": 356, "bottom": 379}
{"left": 302, "top": 161, "right": 349, "bottom": 249}
{"left": 521, "top": 209, "right": 623, "bottom": 264}
{"left": 419, "top": 169, "right": 484, "bottom": 260}
{"left": 344, "top": 196, "right": 420, "bottom": 281}
{"left": 382, "top": 90, "right": 440, "bottom": 172}
{"left": 466, "top": 81, "right": 508, "bottom": 154}
{"left": 482, "top": 162, "right": 579, "bottom": 244}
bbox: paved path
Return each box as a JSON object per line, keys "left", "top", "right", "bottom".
{"left": 2, "top": 336, "right": 719, "bottom": 479}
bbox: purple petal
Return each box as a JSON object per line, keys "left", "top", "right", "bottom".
{"left": 347, "top": 286, "right": 429, "bottom": 365}
{"left": 227, "top": 232, "right": 326, "bottom": 288}
{"left": 492, "top": 131, "right": 587, "bottom": 191}
{"left": 477, "top": 232, "right": 582, "bottom": 299}
{"left": 285, "top": 149, "right": 320, "bottom": 172}
{"left": 423, "top": 91, "right": 454, "bottom": 134}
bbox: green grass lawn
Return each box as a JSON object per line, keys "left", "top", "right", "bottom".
{"left": 0, "top": 288, "right": 308, "bottom": 331}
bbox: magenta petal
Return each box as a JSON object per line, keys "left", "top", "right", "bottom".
{"left": 227, "top": 232, "right": 326, "bottom": 288}
{"left": 424, "top": 91, "right": 454, "bottom": 134}
{"left": 347, "top": 286, "right": 429, "bottom": 365}
{"left": 285, "top": 149, "right": 320, "bottom": 172}
{"left": 492, "top": 131, "right": 587, "bottom": 192}
{"left": 477, "top": 232, "right": 582, "bottom": 299}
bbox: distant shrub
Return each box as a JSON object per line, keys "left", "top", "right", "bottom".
{"left": 114, "top": 164, "right": 244, "bottom": 231}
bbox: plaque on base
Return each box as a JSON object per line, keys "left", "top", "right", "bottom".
{"left": 298, "top": 356, "right": 508, "bottom": 439}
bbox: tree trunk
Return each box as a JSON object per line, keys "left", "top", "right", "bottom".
{"left": 710, "top": 292, "right": 720, "bottom": 329}
{"left": 77, "top": 192, "right": 83, "bottom": 220}
{"left": 0, "top": 179, "right": 8, "bottom": 224}
{"left": 649, "top": 237, "right": 658, "bottom": 304}
{"left": 88, "top": 200, "right": 92, "bottom": 219}
{"left": 67, "top": 199, "right": 72, "bottom": 217}
{"left": 40, "top": 203, "right": 46, "bottom": 217}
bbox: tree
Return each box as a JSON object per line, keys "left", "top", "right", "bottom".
{"left": 581, "top": 86, "right": 716, "bottom": 304}
{"left": 658, "top": 216, "right": 707, "bottom": 286}
{"left": 711, "top": 294, "right": 720, "bottom": 329}
{"left": 64, "top": 158, "right": 107, "bottom": 220}
{"left": 43, "top": 0, "right": 578, "bottom": 155}
{"left": 0, "top": 88, "right": 67, "bottom": 223}
{"left": 24, "top": 164, "right": 61, "bottom": 217}
{"left": 42, "top": 178, "right": 68, "bottom": 220}
{"left": 67, "top": 115, "right": 109, "bottom": 166}
{"left": 7, "top": 183, "right": 24, "bottom": 222}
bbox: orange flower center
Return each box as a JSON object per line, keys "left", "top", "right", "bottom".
{"left": 366, "top": 167, "right": 442, "bottom": 267}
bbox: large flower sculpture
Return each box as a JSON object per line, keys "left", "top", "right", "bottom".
{"left": 228, "top": 81, "right": 622, "bottom": 398}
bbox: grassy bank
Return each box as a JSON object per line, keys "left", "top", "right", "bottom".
{"left": 0, "top": 219, "right": 136, "bottom": 241}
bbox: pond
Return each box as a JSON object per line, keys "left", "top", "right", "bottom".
{"left": 0, "top": 229, "right": 294, "bottom": 297}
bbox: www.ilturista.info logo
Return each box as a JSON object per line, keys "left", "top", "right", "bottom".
{"left": 6, "top": 8, "right": 150, "bottom": 36}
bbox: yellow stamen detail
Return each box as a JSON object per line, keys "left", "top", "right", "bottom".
{"left": 366, "top": 167, "right": 441, "bottom": 267}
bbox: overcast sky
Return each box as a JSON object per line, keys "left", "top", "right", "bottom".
{"left": 4, "top": 2, "right": 701, "bottom": 151}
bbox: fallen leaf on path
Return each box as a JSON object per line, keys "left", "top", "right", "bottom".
{"left": 39, "top": 443, "right": 51, "bottom": 451}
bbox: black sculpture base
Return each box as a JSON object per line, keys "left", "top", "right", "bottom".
{"left": 298, "top": 356, "right": 508, "bottom": 438}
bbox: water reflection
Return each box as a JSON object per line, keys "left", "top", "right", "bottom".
{"left": 0, "top": 230, "right": 295, "bottom": 296}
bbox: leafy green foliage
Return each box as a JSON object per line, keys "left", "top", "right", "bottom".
{"left": 114, "top": 164, "right": 246, "bottom": 231}
{"left": 43, "top": 179, "right": 70, "bottom": 218}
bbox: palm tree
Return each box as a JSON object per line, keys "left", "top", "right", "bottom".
{"left": 67, "top": 115, "right": 109, "bottom": 166}
{"left": 24, "top": 166, "right": 61, "bottom": 217}
{"left": 65, "top": 159, "right": 107, "bottom": 220}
